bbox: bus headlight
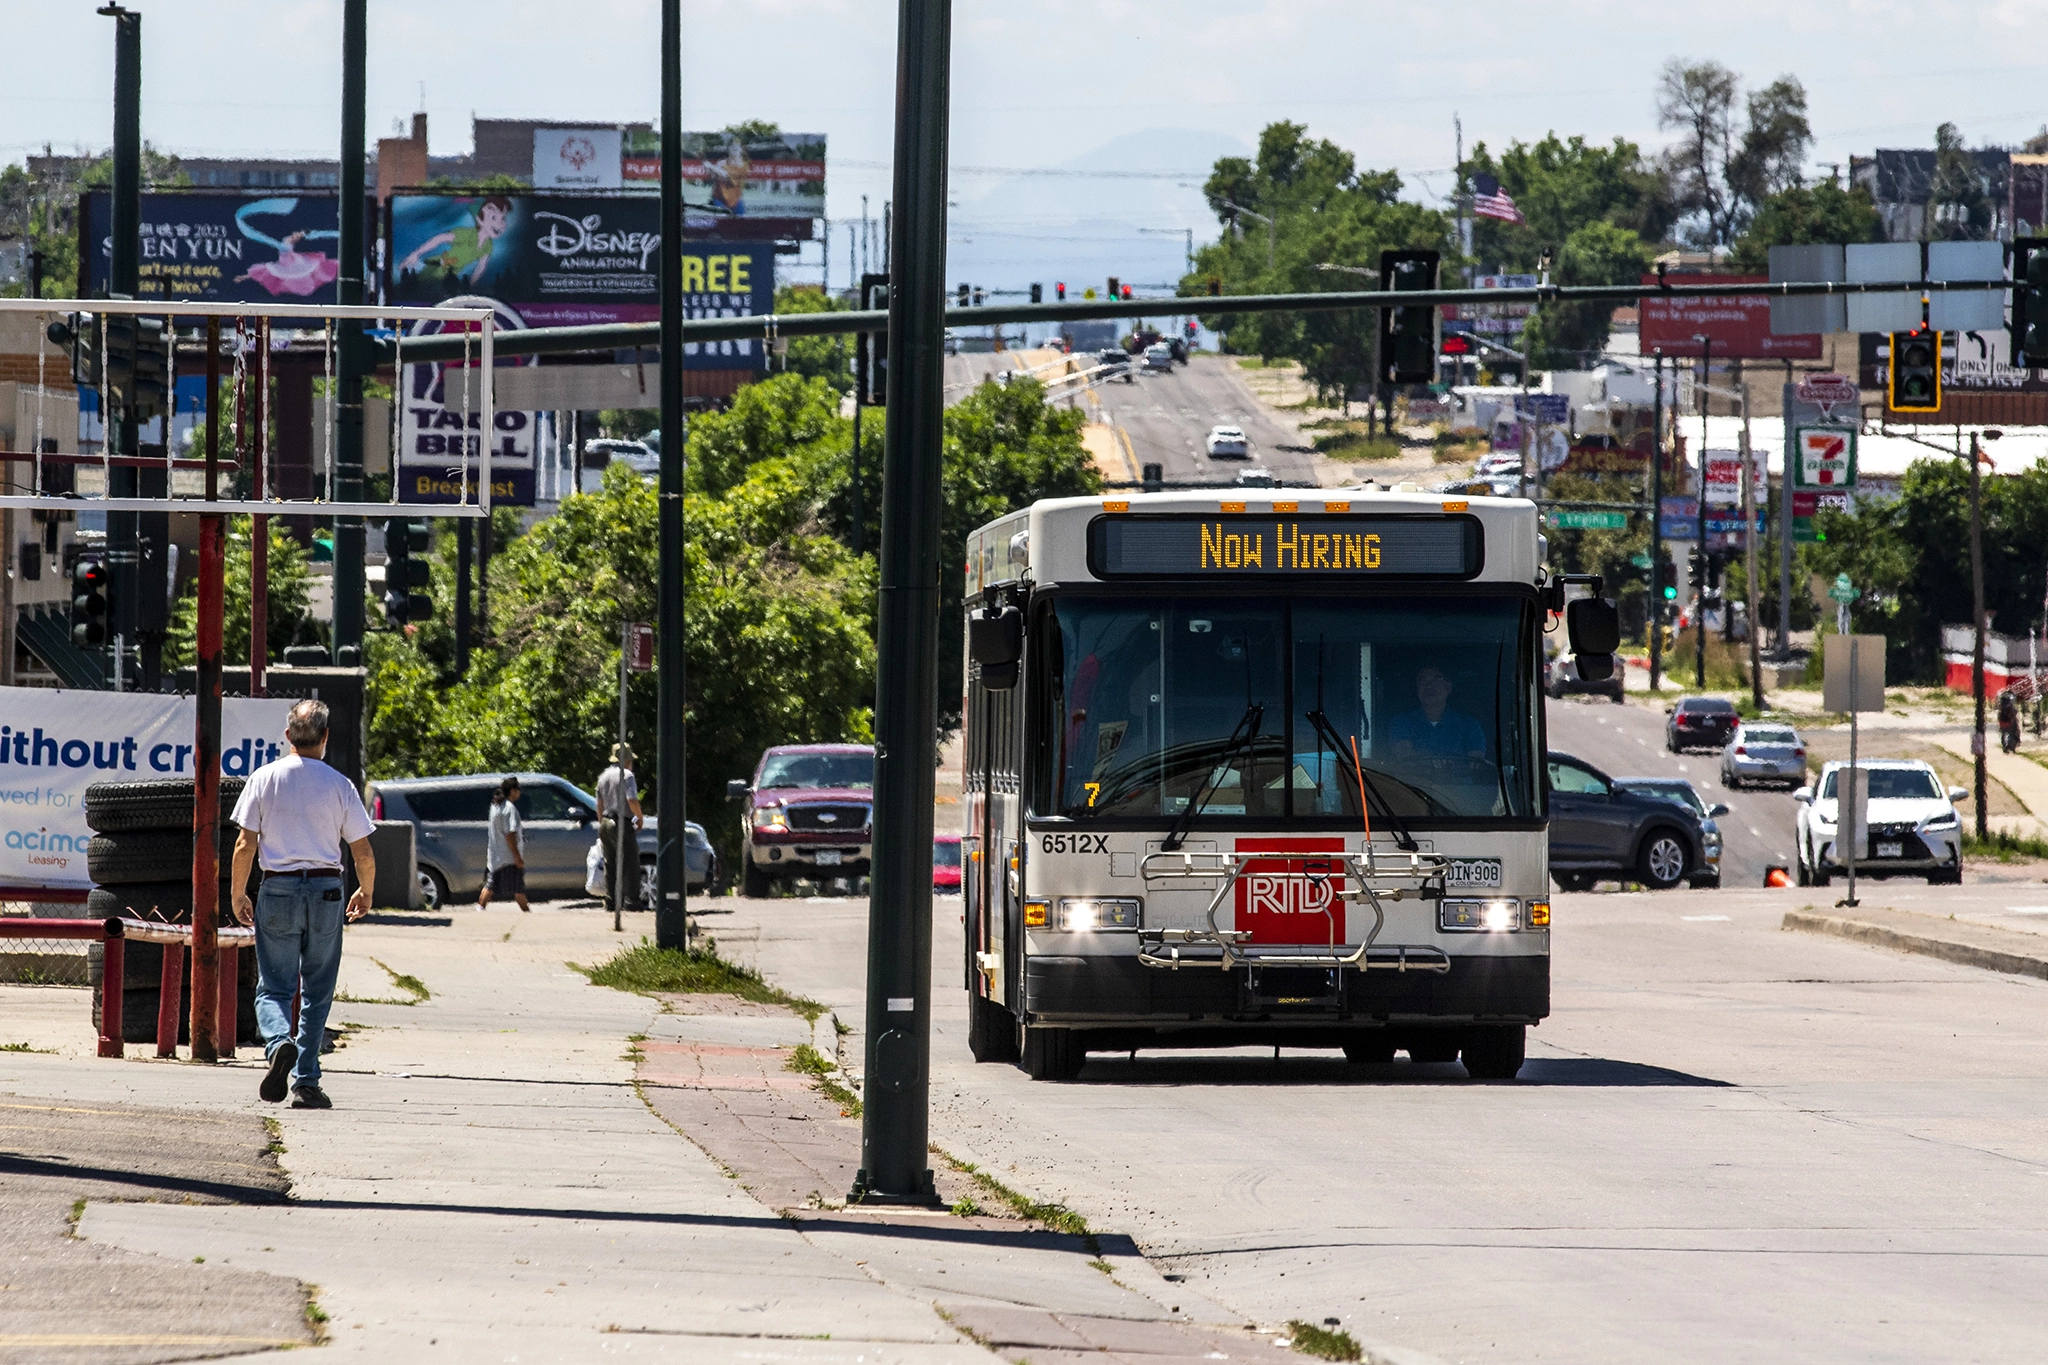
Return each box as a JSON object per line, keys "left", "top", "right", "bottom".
{"left": 1439, "top": 898, "right": 1522, "bottom": 932}
{"left": 1058, "top": 897, "right": 1140, "bottom": 931}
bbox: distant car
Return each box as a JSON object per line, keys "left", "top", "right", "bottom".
{"left": 366, "top": 772, "right": 712, "bottom": 909}
{"left": 1206, "top": 425, "right": 1250, "bottom": 458}
{"left": 726, "top": 744, "right": 875, "bottom": 896}
{"left": 1613, "top": 777, "right": 1728, "bottom": 889}
{"left": 580, "top": 439, "right": 657, "bottom": 492}
{"left": 934, "top": 834, "right": 962, "bottom": 893}
{"left": 1096, "top": 348, "right": 1134, "bottom": 382}
{"left": 1142, "top": 342, "right": 1174, "bottom": 371}
{"left": 1666, "top": 696, "right": 1739, "bottom": 753}
{"left": 1720, "top": 721, "right": 1807, "bottom": 790}
{"left": 1794, "top": 759, "right": 1966, "bottom": 886}
{"left": 1233, "top": 467, "right": 1279, "bottom": 488}
{"left": 1548, "top": 653, "right": 1624, "bottom": 703}
{"left": 1546, "top": 751, "right": 1708, "bottom": 892}
{"left": 1473, "top": 453, "right": 1523, "bottom": 478}
{"left": 1167, "top": 336, "right": 1188, "bottom": 363}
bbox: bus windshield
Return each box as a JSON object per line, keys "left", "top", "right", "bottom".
{"left": 1034, "top": 594, "right": 1538, "bottom": 822}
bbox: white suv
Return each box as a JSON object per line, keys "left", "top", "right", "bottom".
{"left": 1793, "top": 759, "right": 1967, "bottom": 886}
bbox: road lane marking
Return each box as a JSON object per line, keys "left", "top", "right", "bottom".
{"left": 1749, "top": 827, "right": 1763, "bottom": 837}
{"left": 1681, "top": 915, "right": 1732, "bottom": 922}
{"left": 2006, "top": 906, "right": 2048, "bottom": 914}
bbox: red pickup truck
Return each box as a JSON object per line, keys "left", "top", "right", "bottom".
{"left": 727, "top": 744, "right": 874, "bottom": 897}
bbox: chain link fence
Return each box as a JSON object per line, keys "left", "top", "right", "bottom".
{"left": 0, "top": 905, "right": 99, "bottom": 988}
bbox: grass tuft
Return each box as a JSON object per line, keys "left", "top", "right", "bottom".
{"left": 932, "top": 1149, "right": 1091, "bottom": 1241}
{"left": 1965, "top": 830, "right": 2048, "bottom": 862}
{"left": 576, "top": 939, "right": 823, "bottom": 1021}
{"left": 0, "top": 1041, "right": 55, "bottom": 1053}
{"left": 950, "top": 1195, "right": 985, "bottom": 1217}
{"left": 1285, "top": 1319, "right": 1362, "bottom": 1361}
{"left": 335, "top": 958, "right": 430, "bottom": 1006}
{"left": 785, "top": 1043, "right": 833, "bottom": 1077}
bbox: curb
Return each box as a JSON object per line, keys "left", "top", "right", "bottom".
{"left": 1783, "top": 909, "right": 2048, "bottom": 981}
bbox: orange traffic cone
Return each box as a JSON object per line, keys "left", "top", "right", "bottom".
{"left": 1765, "top": 865, "right": 1791, "bottom": 888}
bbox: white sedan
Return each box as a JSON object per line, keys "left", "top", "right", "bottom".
{"left": 1793, "top": 759, "right": 1967, "bottom": 886}
{"left": 1206, "top": 425, "right": 1250, "bottom": 458}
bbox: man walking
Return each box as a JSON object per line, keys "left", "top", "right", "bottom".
{"left": 479, "top": 777, "right": 530, "bottom": 912}
{"left": 231, "top": 699, "right": 376, "bottom": 1110}
{"left": 596, "top": 743, "right": 643, "bottom": 912}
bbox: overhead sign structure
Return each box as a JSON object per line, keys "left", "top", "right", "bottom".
{"left": 1639, "top": 273, "right": 1822, "bottom": 359}
{"left": 1793, "top": 427, "right": 1857, "bottom": 490}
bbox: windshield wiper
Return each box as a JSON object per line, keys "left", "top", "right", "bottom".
{"left": 1161, "top": 703, "right": 1264, "bottom": 852}
{"left": 1305, "top": 708, "right": 1421, "bottom": 850}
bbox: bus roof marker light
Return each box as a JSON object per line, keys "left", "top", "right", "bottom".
{"left": 1221, "top": 501, "right": 1246, "bottom": 513}
{"left": 1442, "top": 500, "right": 1469, "bottom": 512}
{"left": 1274, "top": 501, "right": 1299, "bottom": 513}
{"left": 1325, "top": 501, "right": 1351, "bottom": 513}
{"left": 1102, "top": 499, "right": 1130, "bottom": 512}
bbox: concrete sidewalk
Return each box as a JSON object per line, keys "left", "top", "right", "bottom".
{"left": 0, "top": 905, "right": 1337, "bottom": 1364}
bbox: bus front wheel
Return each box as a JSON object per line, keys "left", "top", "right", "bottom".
{"left": 1019, "top": 1026, "right": 1084, "bottom": 1081}
{"left": 1462, "top": 1025, "right": 1527, "bottom": 1080}
{"left": 967, "top": 991, "right": 1019, "bottom": 1064}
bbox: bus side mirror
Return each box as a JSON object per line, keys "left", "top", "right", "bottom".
{"left": 969, "top": 605, "right": 1024, "bottom": 690}
{"left": 1566, "top": 596, "right": 1620, "bottom": 681}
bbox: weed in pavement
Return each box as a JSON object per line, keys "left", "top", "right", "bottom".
{"left": 0, "top": 1041, "right": 54, "bottom": 1053}
{"left": 578, "top": 939, "right": 823, "bottom": 1021}
{"left": 336, "top": 958, "right": 430, "bottom": 1006}
{"left": 1965, "top": 830, "right": 2048, "bottom": 862}
{"left": 1285, "top": 1319, "right": 1362, "bottom": 1361}
{"left": 932, "top": 1149, "right": 1091, "bottom": 1241}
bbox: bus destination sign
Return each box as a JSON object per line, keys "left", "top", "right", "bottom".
{"left": 1089, "top": 514, "right": 1482, "bottom": 579}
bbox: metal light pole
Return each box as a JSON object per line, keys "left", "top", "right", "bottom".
{"left": 1693, "top": 335, "right": 1711, "bottom": 690}
{"left": 656, "top": 0, "right": 688, "bottom": 952}
{"left": 190, "top": 318, "right": 224, "bottom": 1062}
{"left": 1742, "top": 382, "right": 1762, "bottom": 711}
{"left": 331, "top": 0, "right": 367, "bottom": 664}
{"left": 1971, "top": 430, "right": 1993, "bottom": 842}
{"left": 852, "top": 0, "right": 952, "bottom": 1208}
{"left": 101, "top": 4, "right": 141, "bottom": 690}
{"left": 1650, "top": 351, "right": 1664, "bottom": 692}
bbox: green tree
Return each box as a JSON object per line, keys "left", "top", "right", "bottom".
{"left": 1463, "top": 133, "right": 1670, "bottom": 272}
{"left": 685, "top": 371, "right": 843, "bottom": 495}
{"left": 1523, "top": 221, "right": 1655, "bottom": 366}
{"left": 771, "top": 284, "right": 855, "bottom": 390}
{"left": 1930, "top": 122, "right": 1996, "bottom": 241}
{"left": 1729, "top": 179, "right": 1884, "bottom": 270}
{"left": 1655, "top": 60, "right": 1810, "bottom": 245}
{"left": 163, "top": 519, "right": 313, "bottom": 672}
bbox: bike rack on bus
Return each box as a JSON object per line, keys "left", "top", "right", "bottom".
{"left": 1134, "top": 847, "right": 1452, "bottom": 974}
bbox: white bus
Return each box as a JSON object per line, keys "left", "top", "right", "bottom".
{"left": 959, "top": 486, "right": 1618, "bottom": 1081}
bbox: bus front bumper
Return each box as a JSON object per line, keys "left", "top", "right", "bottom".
{"left": 1023, "top": 950, "right": 1548, "bottom": 1025}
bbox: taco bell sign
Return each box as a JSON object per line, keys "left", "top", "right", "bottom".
{"left": 534, "top": 128, "right": 622, "bottom": 190}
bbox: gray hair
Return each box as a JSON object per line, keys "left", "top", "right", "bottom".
{"left": 285, "top": 699, "right": 330, "bottom": 747}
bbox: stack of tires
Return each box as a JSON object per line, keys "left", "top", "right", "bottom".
{"left": 84, "top": 777, "right": 256, "bottom": 1045}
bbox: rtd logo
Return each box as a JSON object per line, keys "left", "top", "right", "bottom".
{"left": 1234, "top": 837, "right": 1346, "bottom": 945}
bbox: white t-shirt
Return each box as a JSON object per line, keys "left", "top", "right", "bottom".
{"left": 230, "top": 753, "right": 375, "bottom": 873}
{"left": 488, "top": 799, "right": 523, "bottom": 872}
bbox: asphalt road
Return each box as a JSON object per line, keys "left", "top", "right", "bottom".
{"left": 1546, "top": 694, "right": 1803, "bottom": 890}
{"left": 1088, "top": 353, "right": 1317, "bottom": 485}
{"left": 708, "top": 868, "right": 2048, "bottom": 1365}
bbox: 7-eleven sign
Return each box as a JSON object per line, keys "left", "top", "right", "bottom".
{"left": 1794, "top": 427, "right": 1856, "bottom": 489}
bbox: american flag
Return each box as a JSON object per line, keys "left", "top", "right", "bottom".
{"left": 1471, "top": 173, "right": 1525, "bottom": 225}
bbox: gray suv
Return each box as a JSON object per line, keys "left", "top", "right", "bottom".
{"left": 366, "top": 772, "right": 715, "bottom": 908}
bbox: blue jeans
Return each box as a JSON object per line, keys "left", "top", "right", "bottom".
{"left": 253, "top": 875, "right": 345, "bottom": 1089}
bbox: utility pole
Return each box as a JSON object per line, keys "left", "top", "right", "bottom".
{"left": 853, "top": 0, "right": 950, "bottom": 1209}
{"left": 655, "top": 0, "right": 688, "bottom": 952}
{"left": 101, "top": 4, "right": 143, "bottom": 690}
{"left": 190, "top": 317, "right": 224, "bottom": 1062}
{"left": 1970, "top": 430, "right": 1989, "bottom": 842}
{"left": 331, "top": 0, "right": 367, "bottom": 665}
{"left": 1742, "top": 382, "right": 1762, "bottom": 710}
{"left": 1778, "top": 358, "right": 1794, "bottom": 658}
{"left": 1650, "top": 351, "right": 1664, "bottom": 692}
{"left": 1693, "top": 335, "right": 1711, "bottom": 690}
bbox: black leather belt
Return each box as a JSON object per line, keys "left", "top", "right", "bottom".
{"left": 265, "top": 867, "right": 342, "bottom": 879}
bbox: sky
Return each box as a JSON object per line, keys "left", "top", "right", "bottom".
{"left": 7, "top": 0, "right": 2046, "bottom": 296}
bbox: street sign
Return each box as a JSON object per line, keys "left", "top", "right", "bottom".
{"left": 624, "top": 621, "right": 655, "bottom": 672}
{"left": 1793, "top": 426, "right": 1857, "bottom": 489}
{"left": 1795, "top": 372, "right": 1859, "bottom": 418}
{"left": 1546, "top": 510, "right": 1627, "bottom": 530}
{"left": 1828, "top": 574, "right": 1859, "bottom": 604}
{"left": 1791, "top": 489, "right": 1850, "bottom": 543}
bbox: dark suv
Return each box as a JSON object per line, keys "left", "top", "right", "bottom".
{"left": 727, "top": 744, "right": 875, "bottom": 896}
{"left": 1546, "top": 752, "right": 1708, "bottom": 891}
{"left": 1666, "top": 696, "right": 1739, "bottom": 753}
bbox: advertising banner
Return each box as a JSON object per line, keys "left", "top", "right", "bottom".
{"left": 387, "top": 192, "right": 773, "bottom": 361}
{"left": 394, "top": 296, "right": 542, "bottom": 507}
{"left": 84, "top": 192, "right": 352, "bottom": 303}
{"left": 1659, "top": 496, "right": 1700, "bottom": 540}
{"left": 0, "top": 689, "right": 296, "bottom": 891}
{"left": 1702, "top": 448, "right": 1766, "bottom": 507}
{"left": 1639, "top": 274, "right": 1822, "bottom": 359}
{"left": 533, "top": 128, "right": 622, "bottom": 189}
{"left": 621, "top": 129, "right": 826, "bottom": 222}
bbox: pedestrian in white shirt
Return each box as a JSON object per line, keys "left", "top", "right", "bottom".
{"left": 479, "top": 776, "right": 529, "bottom": 912}
{"left": 230, "top": 699, "right": 376, "bottom": 1111}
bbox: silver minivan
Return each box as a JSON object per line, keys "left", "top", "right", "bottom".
{"left": 367, "top": 772, "right": 714, "bottom": 908}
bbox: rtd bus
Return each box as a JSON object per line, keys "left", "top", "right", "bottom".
{"left": 959, "top": 487, "right": 1617, "bottom": 1081}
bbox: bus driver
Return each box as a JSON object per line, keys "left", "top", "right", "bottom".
{"left": 1386, "top": 664, "right": 1487, "bottom": 760}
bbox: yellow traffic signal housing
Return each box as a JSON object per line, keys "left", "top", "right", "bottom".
{"left": 1887, "top": 327, "right": 1942, "bottom": 413}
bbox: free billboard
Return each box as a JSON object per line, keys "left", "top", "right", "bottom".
{"left": 82, "top": 191, "right": 362, "bottom": 303}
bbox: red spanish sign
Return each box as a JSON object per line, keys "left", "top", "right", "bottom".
{"left": 1639, "top": 274, "right": 1822, "bottom": 359}
{"left": 1234, "top": 837, "right": 1346, "bottom": 946}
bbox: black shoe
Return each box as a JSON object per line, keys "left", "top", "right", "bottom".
{"left": 260, "top": 1041, "right": 299, "bottom": 1103}
{"left": 289, "top": 1085, "right": 332, "bottom": 1110}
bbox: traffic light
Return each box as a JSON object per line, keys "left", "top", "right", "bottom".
{"left": 972, "top": 285, "right": 985, "bottom": 307}
{"left": 1704, "top": 553, "right": 1723, "bottom": 591}
{"left": 71, "top": 559, "right": 108, "bottom": 648}
{"left": 1055, "top": 282, "right": 1066, "bottom": 301}
{"left": 379, "top": 517, "right": 432, "bottom": 625}
{"left": 1029, "top": 282, "right": 1042, "bottom": 304}
{"left": 1107, "top": 276, "right": 1120, "bottom": 303}
{"left": 46, "top": 312, "right": 100, "bottom": 388}
{"left": 1121, "top": 283, "right": 1133, "bottom": 300}
{"left": 1888, "top": 326, "right": 1942, "bottom": 413}
{"left": 103, "top": 310, "right": 135, "bottom": 409}
{"left": 2012, "top": 238, "right": 2048, "bottom": 368}
{"left": 956, "top": 283, "right": 969, "bottom": 308}
{"left": 1378, "top": 249, "right": 1441, "bottom": 384}
{"left": 1441, "top": 333, "right": 1472, "bottom": 356}
{"left": 1208, "top": 276, "right": 1221, "bottom": 297}
{"left": 129, "top": 315, "right": 168, "bottom": 420}
{"left": 1686, "top": 546, "right": 1704, "bottom": 581}
{"left": 1184, "top": 320, "right": 1198, "bottom": 340}
{"left": 1662, "top": 584, "right": 1678, "bottom": 601}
